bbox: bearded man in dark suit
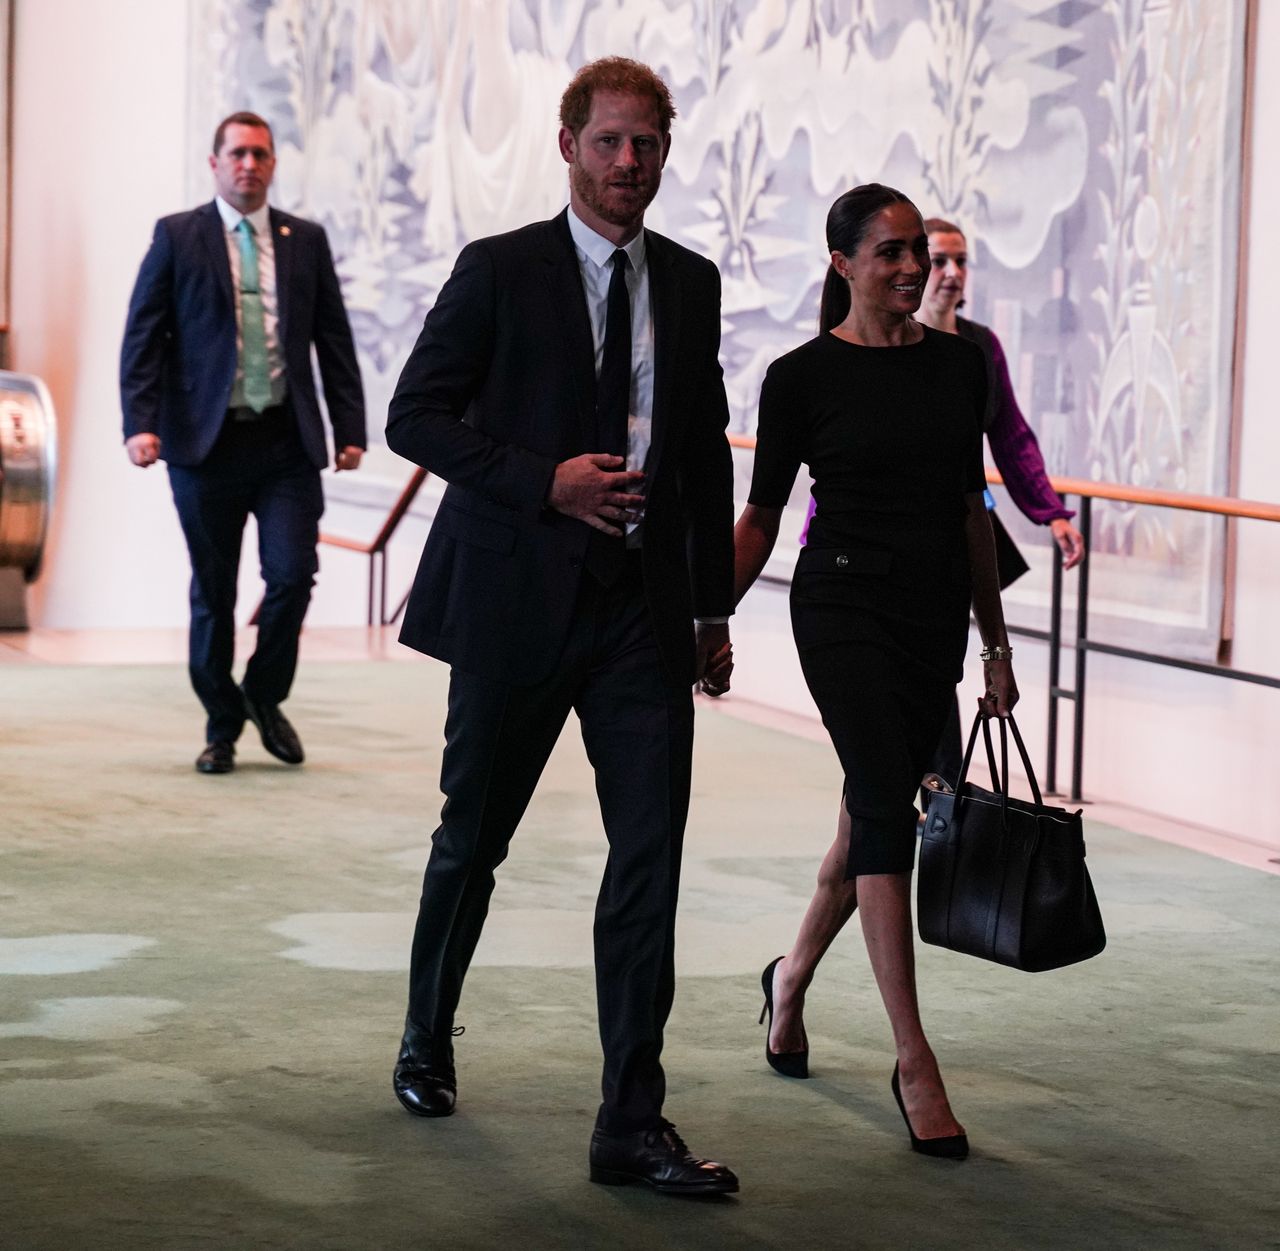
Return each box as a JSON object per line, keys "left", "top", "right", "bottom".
{"left": 120, "top": 112, "right": 366, "bottom": 774}
{"left": 386, "top": 58, "right": 738, "bottom": 1195}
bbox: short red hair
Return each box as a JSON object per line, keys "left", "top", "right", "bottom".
{"left": 559, "top": 57, "right": 676, "bottom": 136}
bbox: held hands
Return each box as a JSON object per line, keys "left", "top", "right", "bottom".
{"left": 548, "top": 454, "right": 645, "bottom": 537}
{"left": 695, "top": 622, "right": 732, "bottom": 698}
{"left": 335, "top": 445, "right": 364, "bottom": 472}
{"left": 126, "top": 433, "right": 161, "bottom": 468}
{"left": 1050, "top": 518, "right": 1086, "bottom": 570}
{"left": 977, "top": 658, "right": 1019, "bottom": 718}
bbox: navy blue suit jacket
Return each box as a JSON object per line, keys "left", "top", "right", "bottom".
{"left": 120, "top": 200, "right": 365, "bottom": 468}
{"left": 386, "top": 210, "right": 734, "bottom": 688}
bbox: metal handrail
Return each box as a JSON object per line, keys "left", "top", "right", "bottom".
{"left": 248, "top": 466, "right": 429, "bottom": 629}
{"left": 727, "top": 432, "right": 1279, "bottom": 801}
{"left": 318, "top": 467, "right": 429, "bottom": 625}
{"left": 996, "top": 471, "right": 1280, "bottom": 522}
{"left": 329, "top": 437, "right": 1277, "bottom": 799}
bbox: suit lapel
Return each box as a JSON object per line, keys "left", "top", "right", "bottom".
{"left": 199, "top": 201, "right": 235, "bottom": 313}
{"left": 541, "top": 210, "right": 598, "bottom": 449}
{"left": 269, "top": 208, "right": 292, "bottom": 346}
{"left": 646, "top": 230, "right": 681, "bottom": 473}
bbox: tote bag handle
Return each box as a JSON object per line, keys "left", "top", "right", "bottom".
{"left": 955, "top": 712, "right": 1045, "bottom": 808}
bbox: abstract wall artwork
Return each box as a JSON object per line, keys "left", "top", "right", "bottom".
{"left": 187, "top": 0, "right": 1249, "bottom": 656}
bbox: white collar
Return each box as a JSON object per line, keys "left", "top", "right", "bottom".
{"left": 216, "top": 196, "right": 271, "bottom": 237}
{"left": 567, "top": 204, "right": 646, "bottom": 272}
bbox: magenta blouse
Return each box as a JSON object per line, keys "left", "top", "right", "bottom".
{"left": 981, "top": 328, "right": 1073, "bottom": 525}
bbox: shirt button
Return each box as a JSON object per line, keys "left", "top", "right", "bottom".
{"left": 835, "top": 554, "right": 849, "bottom": 568}
{"left": 570, "top": 558, "right": 582, "bottom": 569}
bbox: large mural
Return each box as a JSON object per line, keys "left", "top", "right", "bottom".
{"left": 187, "top": 0, "right": 1248, "bottom": 657}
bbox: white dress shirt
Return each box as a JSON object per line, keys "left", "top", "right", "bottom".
{"left": 215, "top": 196, "right": 287, "bottom": 409}
{"left": 567, "top": 206, "right": 654, "bottom": 538}
{"left": 566, "top": 207, "right": 727, "bottom": 625}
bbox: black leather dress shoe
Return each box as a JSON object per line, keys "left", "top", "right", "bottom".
{"left": 240, "top": 686, "right": 304, "bottom": 764}
{"left": 195, "top": 741, "right": 235, "bottom": 774}
{"left": 393, "top": 1031, "right": 458, "bottom": 1118}
{"left": 589, "top": 1121, "right": 739, "bottom": 1194}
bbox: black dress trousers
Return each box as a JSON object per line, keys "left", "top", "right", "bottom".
{"left": 405, "top": 555, "right": 694, "bottom": 1133}
{"left": 167, "top": 406, "right": 323, "bottom": 742}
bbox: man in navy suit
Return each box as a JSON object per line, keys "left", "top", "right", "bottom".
{"left": 120, "top": 112, "right": 366, "bottom": 774}
{"left": 386, "top": 59, "right": 738, "bottom": 1194}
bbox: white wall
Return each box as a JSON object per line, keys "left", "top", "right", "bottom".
{"left": 9, "top": 1, "right": 1278, "bottom": 848}
{"left": 10, "top": 0, "right": 404, "bottom": 631}
{"left": 12, "top": 0, "right": 194, "bottom": 629}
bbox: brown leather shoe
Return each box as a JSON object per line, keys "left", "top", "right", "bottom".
{"left": 589, "top": 1121, "right": 739, "bottom": 1194}
{"left": 195, "top": 741, "right": 235, "bottom": 774}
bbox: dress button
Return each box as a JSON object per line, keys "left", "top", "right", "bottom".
{"left": 835, "top": 554, "right": 849, "bottom": 568}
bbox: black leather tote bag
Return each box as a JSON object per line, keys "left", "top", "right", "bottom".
{"left": 917, "top": 713, "right": 1105, "bottom": 971}
{"left": 989, "top": 512, "right": 1030, "bottom": 589}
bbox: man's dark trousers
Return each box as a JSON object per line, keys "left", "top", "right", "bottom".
{"left": 167, "top": 404, "right": 323, "bottom": 744}
{"left": 406, "top": 553, "right": 694, "bottom": 1133}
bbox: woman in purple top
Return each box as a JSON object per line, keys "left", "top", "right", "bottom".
{"left": 918, "top": 218, "right": 1083, "bottom": 563}
{"left": 918, "top": 218, "right": 1084, "bottom": 788}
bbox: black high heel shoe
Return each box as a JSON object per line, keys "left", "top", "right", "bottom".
{"left": 758, "top": 956, "right": 809, "bottom": 1079}
{"left": 890, "top": 1062, "right": 969, "bottom": 1159}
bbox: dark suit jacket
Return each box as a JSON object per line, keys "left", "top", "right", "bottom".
{"left": 120, "top": 200, "right": 366, "bottom": 468}
{"left": 387, "top": 209, "right": 734, "bottom": 688}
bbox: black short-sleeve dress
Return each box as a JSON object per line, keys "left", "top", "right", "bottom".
{"left": 749, "top": 326, "right": 988, "bottom": 876}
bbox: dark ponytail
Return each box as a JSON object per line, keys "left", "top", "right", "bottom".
{"left": 819, "top": 182, "right": 920, "bottom": 334}
{"left": 819, "top": 266, "right": 851, "bottom": 335}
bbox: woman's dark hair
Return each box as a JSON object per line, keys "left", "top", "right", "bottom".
{"left": 819, "top": 183, "right": 920, "bottom": 333}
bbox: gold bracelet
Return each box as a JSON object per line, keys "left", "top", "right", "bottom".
{"left": 980, "top": 645, "right": 1013, "bottom": 662}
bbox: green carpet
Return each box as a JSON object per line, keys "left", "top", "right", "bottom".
{"left": 2, "top": 660, "right": 1276, "bottom": 1249}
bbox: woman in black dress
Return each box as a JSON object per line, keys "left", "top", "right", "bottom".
{"left": 732, "top": 185, "right": 1018, "bottom": 1158}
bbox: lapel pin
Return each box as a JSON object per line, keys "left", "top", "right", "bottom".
{"left": 279, "top": 225, "right": 291, "bottom": 237}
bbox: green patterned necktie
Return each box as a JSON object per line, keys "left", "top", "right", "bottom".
{"left": 235, "top": 218, "right": 272, "bottom": 413}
